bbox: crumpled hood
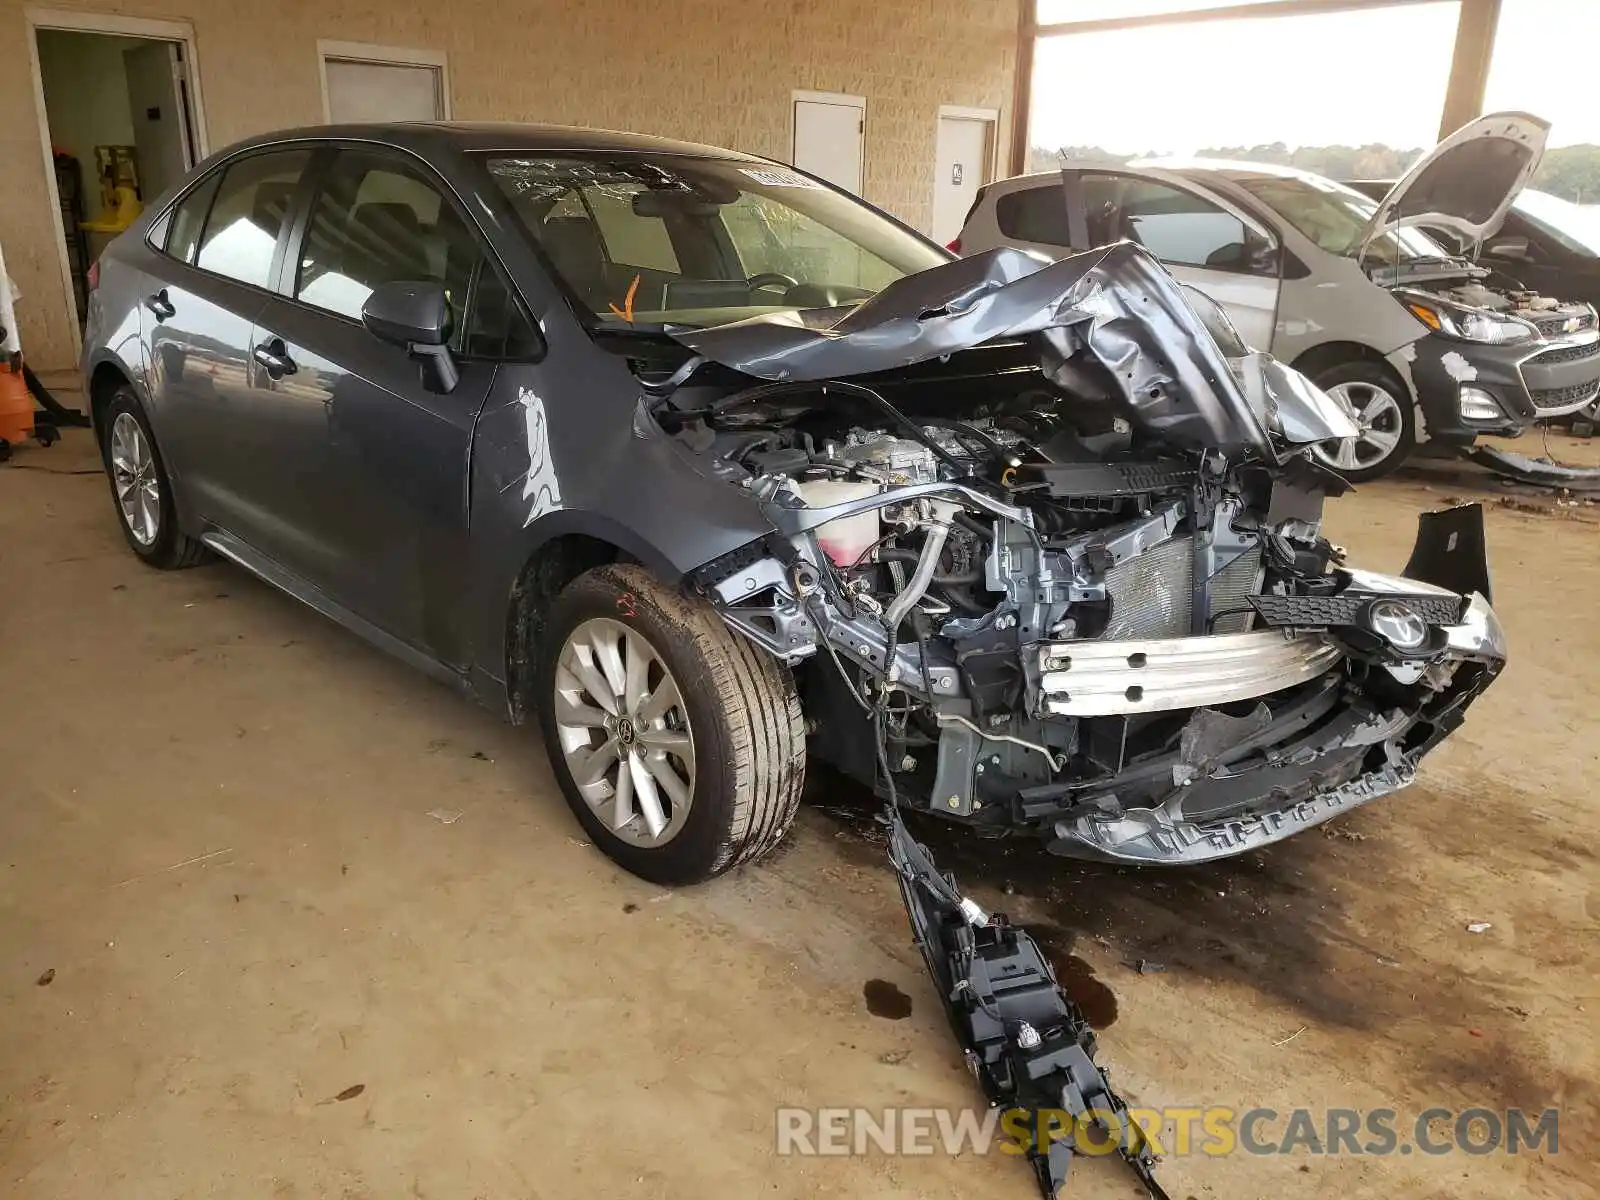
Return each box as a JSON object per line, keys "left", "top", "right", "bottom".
{"left": 670, "top": 241, "right": 1281, "bottom": 457}
{"left": 1359, "top": 111, "right": 1550, "bottom": 258}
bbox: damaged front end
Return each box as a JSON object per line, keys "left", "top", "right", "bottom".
{"left": 657, "top": 243, "right": 1507, "bottom": 866}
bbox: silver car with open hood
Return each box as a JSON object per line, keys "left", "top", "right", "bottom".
{"left": 957, "top": 113, "right": 1600, "bottom": 482}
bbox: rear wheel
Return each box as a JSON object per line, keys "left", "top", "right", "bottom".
{"left": 101, "top": 388, "right": 207, "bottom": 569}
{"left": 536, "top": 563, "right": 804, "bottom": 885}
{"left": 1307, "top": 362, "right": 1415, "bottom": 483}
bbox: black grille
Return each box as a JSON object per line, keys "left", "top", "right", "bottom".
{"left": 1250, "top": 592, "right": 1464, "bottom": 629}
{"left": 1528, "top": 340, "right": 1600, "bottom": 366}
{"left": 1533, "top": 310, "right": 1597, "bottom": 338}
{"left": 1531, "top": 380, "right": 1600, "bottom": 411}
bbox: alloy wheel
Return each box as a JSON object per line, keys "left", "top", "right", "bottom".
{"left": 552, "top": 617, "right": 696, "bottom": 848}
{"left": 110, "top": 412, "right": 161, "bottom": 546}
{"left": 1312, "top": 382, "right": 1405, "bottom": 473}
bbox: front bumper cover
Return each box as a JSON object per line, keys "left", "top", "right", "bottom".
{"left": 1409, "top": 329, "right": 1600, "bottom": 441}
{"left": 1038, "top": 508, "right": 1506, "bottom": 865}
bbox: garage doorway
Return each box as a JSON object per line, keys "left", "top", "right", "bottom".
{"left": 319, "top": 41, "right": 450, "bottom": 124}
{"left": 931, "top": 106, "right": 997, "bottom": 247}
{"left": 792, "top": 90, "right": 865, "bottom": 195}
{"left": 25, "top": 11, "right": 207, "bottom": 343}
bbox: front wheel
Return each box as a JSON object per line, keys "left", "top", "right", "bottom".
{"left": 536, "top": 564, "right": 805, "bottom": 885}
{"left": 1307, "top": 362, "right": 1416, "bottom": 483}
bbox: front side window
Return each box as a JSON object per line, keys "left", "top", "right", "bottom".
{"left": 194, "top": 150, "right": 312, "bottom": 288}
{"left": 1231, "top": 173, "right": 1451, "bottom": 264}
{"left": 484, "top": 155, "right": 946, "bottom": 327}
{"left": 1084, "top": 173, "right": 1263, "bottom": 272}
{"left": 995, "top": 184, "right": 1070, "bottom": 245}
{"left": 462, "top": 265, "right": 541, "bottom": 360}
{"left": 295, "top": 150, "right": 481, "bottom": 341}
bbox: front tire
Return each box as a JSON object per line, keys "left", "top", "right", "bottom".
{"left": 100, "top": 388, "right": 208, "bottom": 569}
{"left": 1307, "top": 361, "right": 1416, "bottom": 483}
{"left": 536, "top": 563, "right": 804, "bottom": 885}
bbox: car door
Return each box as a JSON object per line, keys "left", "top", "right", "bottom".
{"left": 251, "top": 145, "right": 506, "bottom": 664}
{"left": 1068, "top": 170, "right": 1283, "bottom": 351}
{"left": 143, "top": 148, "right": 314, "bottom": 527}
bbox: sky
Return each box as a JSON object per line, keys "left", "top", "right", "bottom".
{"left": 1031, "top": 0, "right": 1600, "bottom": 155}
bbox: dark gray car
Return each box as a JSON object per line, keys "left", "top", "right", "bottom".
{"left": 84, "top": 123, "right": 1505, "bottom": 884}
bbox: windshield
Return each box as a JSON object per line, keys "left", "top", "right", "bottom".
{"left": 483, "top": 154, "right": 947, "bottom": 327}
{"left": 1231, "top": 173, "right": 1456, "bottom": 264}
{"left": 1514, "top": 189, "right": 1600, "bottom": 259}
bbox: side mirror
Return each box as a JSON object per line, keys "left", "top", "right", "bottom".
{"left": 1485, "top": 235, "right": 1530, "bottom": 261}
{"left": 361, "top": 280, "right": 459, "bottom": 393}
{"left": 362, "top": 280, "right": 450, "bottom": 346}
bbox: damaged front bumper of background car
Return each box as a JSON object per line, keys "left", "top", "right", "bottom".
{"left": 654, "top": 242, "right": 1508, "bottom": 866}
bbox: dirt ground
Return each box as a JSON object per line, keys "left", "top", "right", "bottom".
{"left": 1, "top": 427, "right": 1595, "bottom": 1200}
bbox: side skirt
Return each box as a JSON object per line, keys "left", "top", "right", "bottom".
{"left": 200, "top": 527, "right": 473, "bottom": 697}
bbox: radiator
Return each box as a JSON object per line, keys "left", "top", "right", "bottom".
{"left": 1102, "top": 537, "right": 1261, "bottom": 639}
{"left": 1104, "top": 535, "right": 1194, "bottom": 639}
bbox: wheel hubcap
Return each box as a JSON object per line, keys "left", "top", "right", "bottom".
{"left": 1313, "top": 382, "right": 1405, "bottom": 473}
{"left": 109, "top": 412, "right": 161, "bottom": 546}
{"left": 553, "top": 617, "right": 696, "bottom": 848}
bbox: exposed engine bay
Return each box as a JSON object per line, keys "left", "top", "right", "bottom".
{"left": 1403, "top": 275, "right": 1598, "bottom": 337}
{"left": 651, "top": 243, "right": 1507, "bottom": 866}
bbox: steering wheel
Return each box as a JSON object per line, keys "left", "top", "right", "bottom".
{"left": 747, "top": 272, "right": 800, "bottom": 295}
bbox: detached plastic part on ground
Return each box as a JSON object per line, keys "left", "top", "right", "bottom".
{"left": 1466, "top": 444, "right": 1600, "bottom": 492}
{"left": 887, "top": 808, "right": 1171, "bottom": 1200}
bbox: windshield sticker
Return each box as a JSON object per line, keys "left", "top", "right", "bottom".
{"left": 519, "top": 387, "right": 562, "bottom": 525}
{"left": 739, "top": 167, "right": 825, "bottom": 190}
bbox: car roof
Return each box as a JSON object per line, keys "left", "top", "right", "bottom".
{"left": 988, "top": 158, "right": 1334, "bottom": 190}
{"left": 224, "top": 121, "right": 768, "bottom": 163}
{"left": 1132, "top": 156, "right": 1332, "bottom": 183}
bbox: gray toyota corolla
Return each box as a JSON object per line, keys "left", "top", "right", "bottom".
{"left": 84, "top": 122, "right": 1505, "bottom": 884}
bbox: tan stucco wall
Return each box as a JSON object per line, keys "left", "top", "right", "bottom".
{"left": 2, "top": 0, "right": 1018, "bottom": 370}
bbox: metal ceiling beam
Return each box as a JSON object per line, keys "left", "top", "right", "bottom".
{"left": 1033, "top": 0, "right": 1448, "bottom": 39}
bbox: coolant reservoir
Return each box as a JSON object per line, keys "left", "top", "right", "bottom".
{"left": 795, "top": 479, "right": 881, "bottom": 567}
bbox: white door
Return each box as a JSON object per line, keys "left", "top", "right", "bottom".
{"left": 932, "top": 114, "right": 992, "bottom": 246}
{"left": 792, "top": 93, "right": 864, "bottom": 195}
{"left": 324, "top": 59, "right": 443, "bottom": 123}
{"left": 123, "top": 41, "right": 191, "bottom": 203}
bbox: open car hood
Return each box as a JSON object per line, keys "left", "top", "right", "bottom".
{"left": 669, "top": 242, "right": 1282, "bottom": 458}
{"left": 1359, "top": 111, "right": 1550, "bottom": 258}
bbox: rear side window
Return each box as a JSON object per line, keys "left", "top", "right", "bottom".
{"left": 165, "top": 173, "right": 222, "bottom": 264}
{"left": 195, "top": 150, "right": 312, "bottom": 288}
{"left": 996, "top": 184, "right": 1069, "bottom": 245}
{"left": 295, "top": 149, "right": 481, "bottom": 343}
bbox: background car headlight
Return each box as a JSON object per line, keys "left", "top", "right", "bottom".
{"left": 1367, "top": 600, "right": 1428, "bottom": 650}
{"left": 1399, "top": 293, "right": 1536, "bottom": 346}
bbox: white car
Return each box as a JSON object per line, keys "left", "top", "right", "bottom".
{"left": 955, "top": 114, "right": 1600, "bottom": 481}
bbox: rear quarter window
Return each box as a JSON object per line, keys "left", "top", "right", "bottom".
{"left": 996, "top": 184, "right": 1069, "bottom": 245}
{"left": 163, "top": 172, "right": 222, "bottom": 265}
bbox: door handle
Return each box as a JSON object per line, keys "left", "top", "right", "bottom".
{"left": 252, "top": 338, "right": 296, "bottom": 379}
{"left": 145, "top": 289, "right": 176, "bottom": 321}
